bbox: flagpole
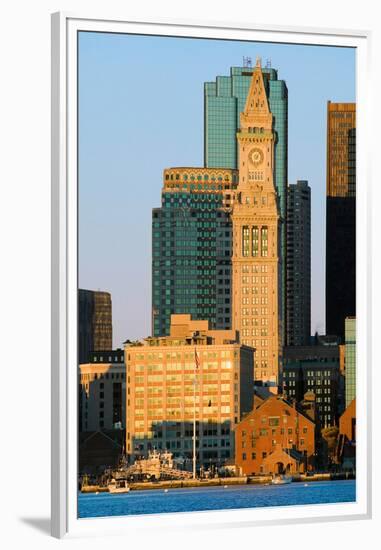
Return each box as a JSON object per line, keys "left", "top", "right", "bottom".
{"left": 193, "top": 346, "right": 197, "bottom": 479}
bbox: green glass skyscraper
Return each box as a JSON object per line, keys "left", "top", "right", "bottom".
{"left": 204, "top": 64, "right": 288, "bottom": 341}
{"left": 152, "top": 63, "right": 288, "bottom": 339}
{"left": 152, "top": 167, "right": 237, "bottom": 337}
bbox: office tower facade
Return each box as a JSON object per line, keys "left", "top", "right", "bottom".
{"left": 345, "top": 317, "right": 356, "bottom": 407}
{"left": 231, "top": 59, "right": 281, "bottom": 384}
{"left": 204, "top": 64, "right": 288, "bottom": 342}
{"left": 78, "top": 289, "right": 113, "bottom": 363}
{"left": 125, "top": 314, "right": 254, "bottom": 467}
{"left": 282, "top": 345, "right": 343, "bottom": 428}
{"left": 286, "top": 180, "right": 311, "bottom": 345}
{"left": 152, "top": 168, "right": 238, "bottom": 337}
{"left": 326, "top": 102, "right": 356, "bottom": 340}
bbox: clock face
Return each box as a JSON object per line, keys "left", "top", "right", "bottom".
{"left": 249, "top": 148, "right": 264, "bottom": 167}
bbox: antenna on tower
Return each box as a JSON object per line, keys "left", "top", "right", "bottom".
{"left": 266, "top": 58, "right": 271, "bottom": 68}
{"left": 243, "top": 56, "right": 252, "bottom": 68}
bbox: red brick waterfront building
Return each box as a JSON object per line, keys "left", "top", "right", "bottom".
{"left": 235, "top": 395, "right": 315, "bottom": 475}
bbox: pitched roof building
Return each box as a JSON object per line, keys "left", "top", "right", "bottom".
{"left": 235, "top": 395, "right": 315, "bottom": 475}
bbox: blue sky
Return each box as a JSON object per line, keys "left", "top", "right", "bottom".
{"left": 78, "top": 32, "right": 355, "bottom": 348}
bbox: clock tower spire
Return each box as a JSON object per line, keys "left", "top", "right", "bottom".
{"left": 231, "top": 58, "right": 281, "bottom": 386}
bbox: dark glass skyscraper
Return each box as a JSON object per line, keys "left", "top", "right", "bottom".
{"left": 204, "top": 64, "right": 288, "bottom": 342}
{"left": 326, "top": 102, "right": 356, "bottom": 340}
{"left": 286, "top": 180, "right": 311, "bottom": 346}
{"left": 78, "top": 289, "right": 113, "bottom": 363}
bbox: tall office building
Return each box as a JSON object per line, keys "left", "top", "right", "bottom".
{"left": 286, "top": 180, "right": 311, "bottom": 345}
{"left": 204, "top": 63, "right": 288, "bottom": 343}
{"left": 231, "top": 59, "right": 281, "bottom": 384}
{"left": 326, "top": 102, "right": 356, "bottom": 340}
{"left": 152, "top": 168, "right": 237, "bottom": 336}
{"left": 78, "top": 289, "right": 113, "bottom": 363}
{"left": 345, "top": 317, "right": 356, "bottom": 407}
{"left": 283, "top": 345, "right": 342, "bottom": 428}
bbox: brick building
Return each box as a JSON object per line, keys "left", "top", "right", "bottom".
{"left": 235, "top": 395, "right": 315, "bottom": 475}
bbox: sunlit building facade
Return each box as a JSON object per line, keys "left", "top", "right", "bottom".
{"left": 231, "top": 59, "right": 281, "bottom": 384}
{"left": 204, "top": 64, "right": 288, "bottom": 343}
{"left": 345, "top": 317, "right": 356, "bottom": 407}
{"left": 235, "top": 395, "right": 315, "bottom": 475}
{"left": 125, "top": 314, "right": 254, "bottom": 468}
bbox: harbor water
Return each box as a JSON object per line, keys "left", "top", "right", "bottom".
{"left": 78, "top": 479, "right": 355, "bottom": 518}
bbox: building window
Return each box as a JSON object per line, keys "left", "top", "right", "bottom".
{"left": 242, "top": 226, "right": 250, "bottom": 257}
{"left": 252, "top": 226, "right": 259, "bottom": 257}
{"left": 269, "top": 417, "right": 280, "bottom": 426}
{"left": 242, "top": 453, "right": 247, "bottom": 461}
{"left": 261, "top": 226, "right": 268, "bottom": 257}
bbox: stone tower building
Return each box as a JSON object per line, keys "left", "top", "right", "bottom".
{"left": 231, "top": 58, "right": 281, "bottom": 385}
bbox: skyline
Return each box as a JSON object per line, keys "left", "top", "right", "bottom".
{"left": 78, "top": 32, "right": 356, "bottom": 348}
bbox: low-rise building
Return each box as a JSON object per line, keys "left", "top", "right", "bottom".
{"left": 125, "top": 314, "right": 254, "bottom": 469}
{"left": 79, "top": 430, "right": 125, "bottom": 475}
{"left": 235, "top": 395, "right": 315, "bottom": 475}
{"left": 79, "top": 357, "right": 126, "bottom": 432}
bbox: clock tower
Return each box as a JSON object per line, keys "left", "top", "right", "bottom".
{"left": 231, "top": 57, "right": 280, "bottom": 385}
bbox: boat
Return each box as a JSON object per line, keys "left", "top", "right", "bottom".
{"left": 126, "top": 449, "right": 193, "bottom": 480}
{"left": 271, "top": 474, "right": 293, "bottom": 485}
{"left": 108, "top": 475, "right": 130, "bottom": 493}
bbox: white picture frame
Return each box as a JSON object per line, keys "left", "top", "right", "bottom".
{"left": 51, "top": 11, "right": 372, "bottom": 539}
